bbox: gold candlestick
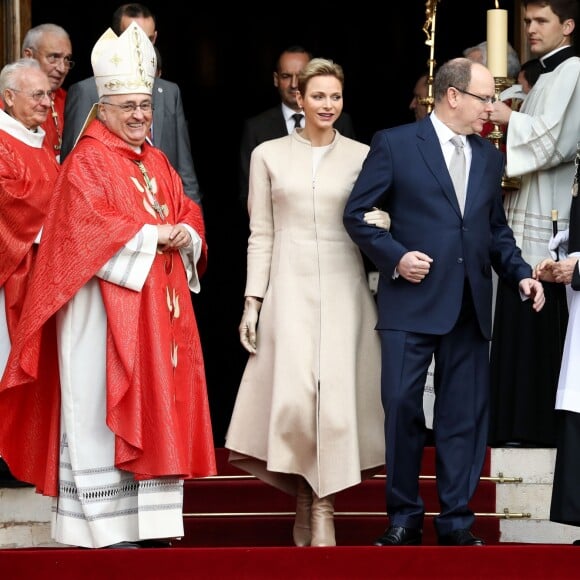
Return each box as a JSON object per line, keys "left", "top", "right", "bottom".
{"left": 418, "top": 0, "right": 441, "bottom": 114}
{"left": 487, "top": 77, "right": 510, "bottom": 148}
{"left": 488, "top": 76, "right": 520, "bottom": 191}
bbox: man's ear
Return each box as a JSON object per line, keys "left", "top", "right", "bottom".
{"left": 2, "top": 90, "right": 15, "bottom": 108}
{"left": 22, "top": 47, "right": 33, "bottom": 59}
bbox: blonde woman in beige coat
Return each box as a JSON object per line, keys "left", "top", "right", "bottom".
{"left": 225, "top": 58, "right": 386, "bottom": 547}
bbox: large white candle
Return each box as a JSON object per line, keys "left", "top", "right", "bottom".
{"left": 487, "top": 6, "right": 508, "bottom": 78}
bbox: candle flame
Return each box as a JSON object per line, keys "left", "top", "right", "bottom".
{"left": 495, "top": 0, "right": 499, "bottom": 7}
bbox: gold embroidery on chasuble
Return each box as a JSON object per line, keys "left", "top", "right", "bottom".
{"left": 131, "top": 160, "right": 180, "bottom": 370}
{"left": 131, "top": 160, "right": 168, "bottom": 221}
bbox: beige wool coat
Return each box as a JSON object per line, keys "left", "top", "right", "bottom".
{"left": 225, "top": 130, "right": 385, "bottom": 498}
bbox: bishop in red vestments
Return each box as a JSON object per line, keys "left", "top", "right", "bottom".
{"left": 0, "top": 23, "right": 215, "bottom": 549}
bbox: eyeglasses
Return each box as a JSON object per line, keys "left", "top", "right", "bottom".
{"left": 8, "top": 88, "right": 54, "bottom": 102}
{"left": 100, "top": 101, "right": 154, "bottom": 113}
{"left": 451, "top": 86, "right": 497, "bottom": 105}
{"left": 34, "top": 50, "right": 75, "bottom": 69}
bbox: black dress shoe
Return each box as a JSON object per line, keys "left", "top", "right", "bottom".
{"left": 0, "top": 458, "right": 33, "bottom": 488}
{"left": 438, "top": 529, "right": 485, "bottom": 546}
{"left": 138, "top": 539, "right": 173, "bottom": 548}
{"left": 374, "top": 525, "right": 422, "bottom": 546}
{"left": 105, "top": 541, "right": 141, "bottom": 549}
{"left": 0, "top": 476, "right": 33, "bottom": 488}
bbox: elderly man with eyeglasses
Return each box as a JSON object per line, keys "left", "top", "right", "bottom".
{"left": 19, "top": 23, "right": 74, "bottom": 162}
{"left": 0, "top": 22, "right": 215, "bottom": 549}
{"left": 0, "top": 58, "right": 60, "bottom": 486}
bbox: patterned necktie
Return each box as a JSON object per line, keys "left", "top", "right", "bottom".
{"left": 292, "top": 113, "right": 304, "bottom": 130}
{"left": 449, "top": 136, "right": 466, "bottom": 214}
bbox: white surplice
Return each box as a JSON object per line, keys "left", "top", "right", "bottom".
{"left": 503, "top": 56, "right": 580, "bottom": 267}
{"left": 51, "top": 226, "right": 200, "bottom": 548}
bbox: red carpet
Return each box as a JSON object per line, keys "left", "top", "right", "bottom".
{"left": 180, "top": 447, "right": 497, "bottom": 547}
{"left": 3, "top": 545, "right": 580, "bottom": 579}
{"left": 2, "top": 448, "right": 578, "bottom": 579}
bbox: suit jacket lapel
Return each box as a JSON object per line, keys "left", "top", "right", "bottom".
{"left": 275, "top": 107, "right": 288, "bottom": 136}
{"left": 416, "top": 119, "right": 462, "bottom": 216}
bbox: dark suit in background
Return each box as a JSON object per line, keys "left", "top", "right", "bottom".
{"left": 239, "top": 105, "right": 355, "bottom": 202}
{"left": 343, "top": 58, "right": 543, "bottom": 546}
{"left": 60, "top": 76, "right": 202, "bottom": 205}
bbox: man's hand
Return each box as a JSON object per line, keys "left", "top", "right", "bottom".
{"left": 157, "top": 224, "right": 192, "bottom": 251}
{"left": 397, "top": 251, "right": 433, "bottom": 283}
{"left": 535, "top": 257, "right": 578, "bottom": 285}
{"left": 519, "top": 277, "right": 546, "bottom": 312}
{"left": 489, "top": 100, "right": 513, "bottom": 126}
{"left": 534, "top": 258, "right": 557, "bottom": 283}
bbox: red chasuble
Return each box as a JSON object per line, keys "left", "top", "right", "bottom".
{"left": 0, "top": 129, "right": 59, "bottom": 328}
{"left": 0, "top": 120, "right": 216, "bottom": 496}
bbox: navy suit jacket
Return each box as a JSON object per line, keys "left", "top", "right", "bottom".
{"left": 343, "top": 116, "right": 531, "bottom": 340}
{"left": 239, "top": 105, "right": 356, "bottom": 201}
{"left": 60, "top": 76, "right": 202, "bottom": 205}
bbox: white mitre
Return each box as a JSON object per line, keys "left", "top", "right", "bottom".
{"left": 91, "top": 21, "right": 156, "bottom": 97}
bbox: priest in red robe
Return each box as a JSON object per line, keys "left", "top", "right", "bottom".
{"left": 0, "top": 22, "right": 215, "bottom": 549}
{"left": 21, "top": 23, "right": 74, "bottom": 162}
{"left": 0, "top": 23, "right": 73, "bottom": 163}
{"left": 0, "top": 58, "right": 60, "bottom": 488}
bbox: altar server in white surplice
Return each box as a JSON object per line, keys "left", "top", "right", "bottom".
{"left": 487, "top": 0, "right": 580, "bottom": 449}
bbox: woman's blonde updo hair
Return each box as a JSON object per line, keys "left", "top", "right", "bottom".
{"left": 297, "top": 58, "right": 345, "bottom": 95}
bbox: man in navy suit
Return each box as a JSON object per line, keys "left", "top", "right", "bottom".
{"left": 239, "top": 45, "right": 355, "bottom": 202}
{"left": 343, "top": 58, "right": 545, "bottom": 547}
{"left": 60, "top": 3, "right": 202, "bottom": 205}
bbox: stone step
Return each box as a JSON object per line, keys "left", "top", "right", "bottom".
{"left": 490, "top": 448, "right": 579, "bottom": 544}
{"left": 0, "top": 487, "right": 56, "bottom": 548}
{"left": 2, "top": 447, "right": 578, "bottom": 548}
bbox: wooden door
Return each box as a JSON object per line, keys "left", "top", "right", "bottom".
{"left": 0, "top": 0, "right": 31, "bottom": 66}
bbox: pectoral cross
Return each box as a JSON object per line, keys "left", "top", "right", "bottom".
{"left": 134, "top": 160, "right": 167, "bottom": 221}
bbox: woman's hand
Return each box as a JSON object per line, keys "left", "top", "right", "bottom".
{"left": 239, "top": 297, "right": 262, "bottom": 354}
{"left": 363, "top": 207, "right": 391, "bottom": 231}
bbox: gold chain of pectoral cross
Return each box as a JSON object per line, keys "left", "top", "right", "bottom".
{"left": 50, "top": 102, "right": 62, "bottom": 152}
{"left": 134, "top": 159, "right": 166, "bottom": 221}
